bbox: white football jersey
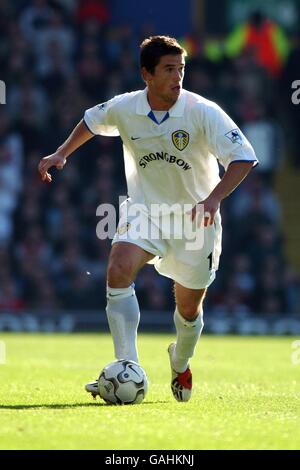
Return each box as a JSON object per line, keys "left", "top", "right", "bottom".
{"left": 84, "top": 88, "right": 258, "bottom": 212}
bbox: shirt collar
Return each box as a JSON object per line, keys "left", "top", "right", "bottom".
{"left": 136, "top": 87, "right": 186, "bottom": 117}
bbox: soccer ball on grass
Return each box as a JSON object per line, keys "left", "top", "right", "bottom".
{"left": 98, "top": 359, "right": 148, "bottom": 405}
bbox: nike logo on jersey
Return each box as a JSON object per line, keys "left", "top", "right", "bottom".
{"left": 131, "top": 136, "right": 141, "bottom": 140}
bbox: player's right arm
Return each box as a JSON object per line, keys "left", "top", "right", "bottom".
{"left": 39, "top": 94, "right": 125, "bottom": 182}
{"left": 38, "top": 119, "right": 94, "bottom": 183}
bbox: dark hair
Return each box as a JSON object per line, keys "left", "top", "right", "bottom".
{"left": 140, "top": 35, "right": 186, "bottom": 74}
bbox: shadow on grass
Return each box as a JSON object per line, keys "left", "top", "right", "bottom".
{"left": 0, "top": 400, "right": 168, "bottom": 409}
{"left": 0, "top": 403, "right": 105, "bottom": 409}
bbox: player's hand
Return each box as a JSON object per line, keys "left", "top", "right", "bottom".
{"left": 38, "top": 153, "right": 67, "bottom": 183}
{"left": 190, "top": 196, "right": 220, "bottom": 227}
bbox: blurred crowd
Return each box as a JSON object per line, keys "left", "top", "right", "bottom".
{"left": 0, "top": 0, "right": 299, "bottom": 315}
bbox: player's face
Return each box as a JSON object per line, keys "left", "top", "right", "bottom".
{"left": 143, "top": 54, "right": 185, "bottom": 108}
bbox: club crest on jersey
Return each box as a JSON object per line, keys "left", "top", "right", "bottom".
{"left": 225, "top": 128, "right": 243, "bottom": 145}
{"left": 172, "top": 130, "right": 189, "bottom": 151}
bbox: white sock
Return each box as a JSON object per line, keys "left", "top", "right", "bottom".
{"left": 172, "top": 307, "right": 204, "bottom": 373}
{"left": 106, "top": 284, "right": 140, "bottom": 363}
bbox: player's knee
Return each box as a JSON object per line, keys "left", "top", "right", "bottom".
{"left": 107, "top": 259, "right": 135, "bottom": 287}
{"left": 178, "top": 304, "right": 201, "bottom": 321}
{"left": 176, "top": 288, "right": 206, "bottom": 320}
{"left": 177, "top": 296, "right": 205, "bottom": 320}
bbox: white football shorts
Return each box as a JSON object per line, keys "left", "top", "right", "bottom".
{"left": 112, "top": 199, "right": 222, "bottom": 289}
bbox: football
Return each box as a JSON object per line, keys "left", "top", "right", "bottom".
{"left": 98, "top": 359, "right": 148, "bottom": 405}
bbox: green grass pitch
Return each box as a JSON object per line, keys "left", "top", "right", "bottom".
{"left": 0, "top": 333, "right": 299, "bottom": 450}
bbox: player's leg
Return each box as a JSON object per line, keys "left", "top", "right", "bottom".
{"left": 172, "top": 283, "right": 206, "bottom": 371}
{"left": 85, "top": 242, "right": 154, "bottom": 397}
{"left": 106, "top": 242, "right": 154, "bottom": 363}
{"left": 155, "top": 212, "right": 221, "bottom": 400}
{"left": 168, "top": 283, "right": 206, "bottom": 401}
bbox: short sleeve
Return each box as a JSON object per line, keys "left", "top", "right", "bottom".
{"left": 201, "top": 102, "right": 258, "bottom": 170}
{"left": 83, "top": 95, "right": 124, "bottom": 137}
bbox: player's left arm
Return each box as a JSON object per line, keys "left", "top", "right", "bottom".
{"left": 192, "top": 102, "right": 258, "bottom": 226}
{"left": 194, "top": 161, "right": 255, "bottom": 226}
